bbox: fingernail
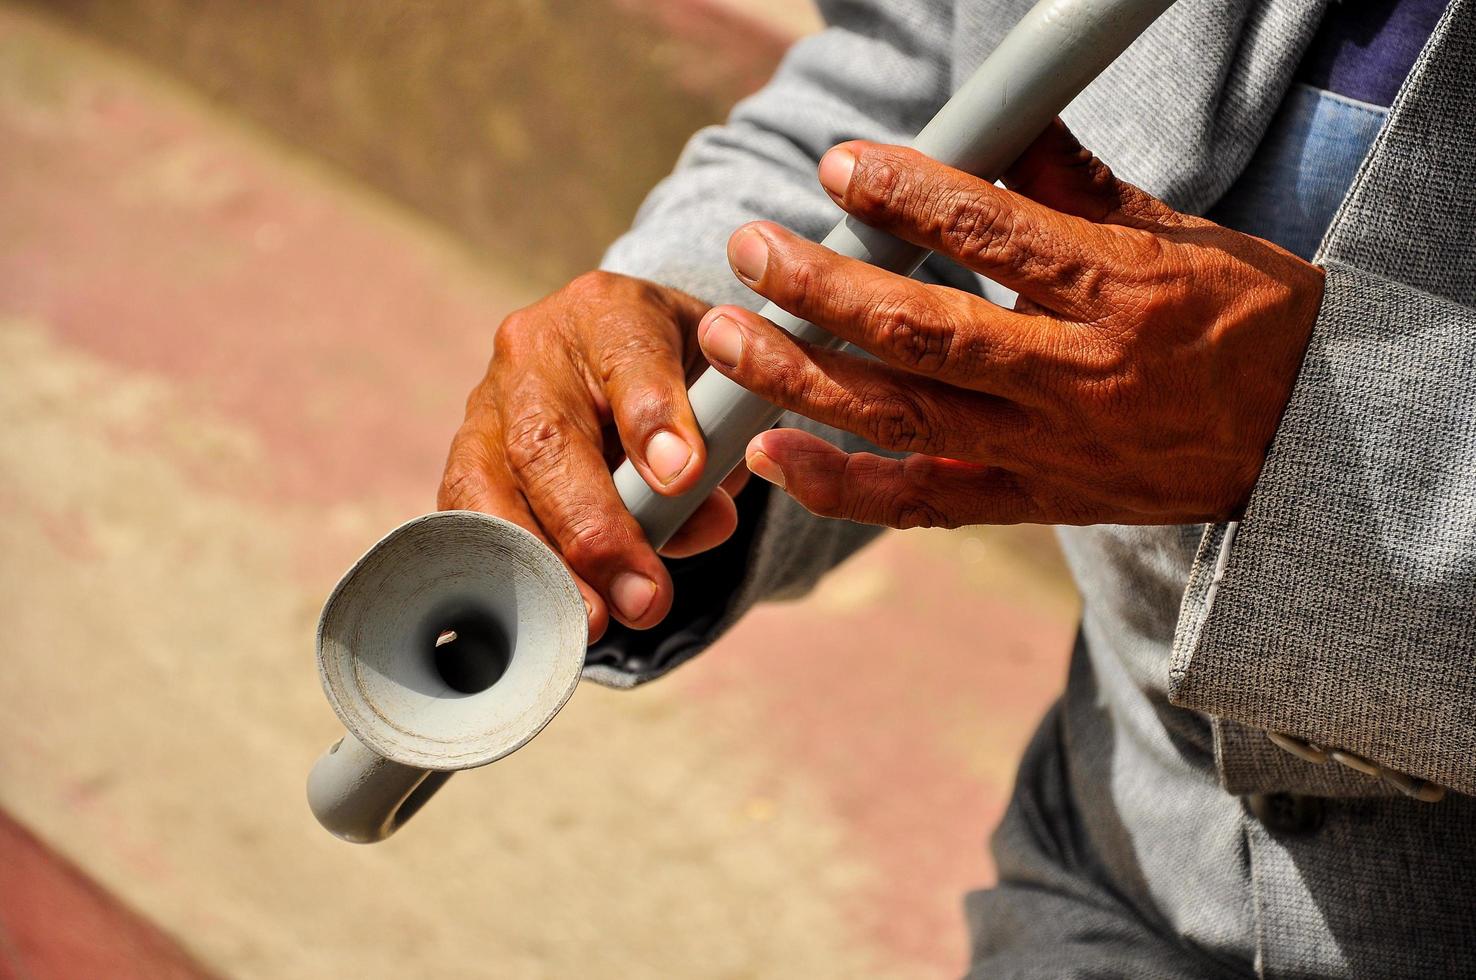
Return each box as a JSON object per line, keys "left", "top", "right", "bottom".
{"left": 699, "top": 313, "right": 744, "bottom": 369}
{"left": 610, "top": 572, "right": 657, "bottom": 622}
{"left": 645, "top": 430, "right": 693, "bottom": 485}
{"left": 818, "top": 147, "right": 856, "bottom": 199}
{"left": 728, "top": 227, "right": 769, "bottom": 282}
{"left": 746, "top": 450, "right": 785, "bottom": 489}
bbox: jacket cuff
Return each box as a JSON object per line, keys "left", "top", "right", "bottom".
{"left": 582, "top": 483, "right": 769, "bottom": 688}
{"left": 1170, "top": 261, "right": 1476, "bottom": 797}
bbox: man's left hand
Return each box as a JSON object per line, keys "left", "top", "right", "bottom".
{"left": 696, "top": 120, "right": 1324, "bottom": 528}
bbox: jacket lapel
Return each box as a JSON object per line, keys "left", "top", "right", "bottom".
{"left": 954, "top": 0, "right": 1328, "bottom": 213}
{"left": 1318, "top": 0, "right": 1476, "bottom": 305}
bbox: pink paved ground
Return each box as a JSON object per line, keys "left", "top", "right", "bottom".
{"left": 0, "top": 7, "right": 1077, "bottom": 977}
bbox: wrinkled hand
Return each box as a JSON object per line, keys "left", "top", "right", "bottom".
{"left": 698, "top": 120, "right": 1324, "bottom": 528}
{"left": 439, "top": 272, "right": 747, "bottom": 641}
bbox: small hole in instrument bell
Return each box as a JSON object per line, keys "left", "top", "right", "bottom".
{"left": 431, "top": 613, "right": 510, "bottom": 694}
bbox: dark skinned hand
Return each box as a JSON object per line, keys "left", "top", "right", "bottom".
{"left": 441, "top": 120, "right": 1324, "bottom": 640}
{"left": 438, "top": 272, "right": 748, "bottom": 642}
{"left": 697, "top": 119, "right": 1325, "bottom": 529}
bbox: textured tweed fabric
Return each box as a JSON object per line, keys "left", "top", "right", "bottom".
{"left": 592, "top": 0, "right": 1476, "bottom": 974}
{"left": 1171, "top": 0, "right": 1476, "bottom": 797}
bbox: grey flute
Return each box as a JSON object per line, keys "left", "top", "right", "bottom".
{"left": 307, "top": 0, "right": 1176, "bottom": 844}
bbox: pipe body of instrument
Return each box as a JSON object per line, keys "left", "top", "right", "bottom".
{"left": 308, "top": 0, "right": 1176, "bottom": 843}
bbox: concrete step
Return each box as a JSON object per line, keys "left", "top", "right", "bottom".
{"left": 16, "top": 0, "right": 814, "bottom": 287}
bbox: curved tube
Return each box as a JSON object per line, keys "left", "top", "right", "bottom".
{"left": 614, "top": 0, "right": 1176, "bottom": 548}
{"left": 308, "top": 734, "right": 455, "bottom": 843}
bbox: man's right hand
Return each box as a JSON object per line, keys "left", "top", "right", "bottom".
{"left": 439, "top": 271, "right": 749, "bottom": 642}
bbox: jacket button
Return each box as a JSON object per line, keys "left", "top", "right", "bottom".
{"left": 1329, "top": 749, "right": 1381, "bottom": 776}
{"left": 1245, "top": 793, "right": 1325, "bottom": 835}
{"left": 1266, "top": 730, "right": 1328, "bottom": 764}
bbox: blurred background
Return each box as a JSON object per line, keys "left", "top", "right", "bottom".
{"left": 0, "top": 2, "right": 1079, "bottom": 977}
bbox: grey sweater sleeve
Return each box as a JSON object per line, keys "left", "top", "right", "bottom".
{"left": 584, "top": 2, "right": 956, "bottom": 687}
{"left": 1169, "top": 2, "right": 1476, "bottom": 797}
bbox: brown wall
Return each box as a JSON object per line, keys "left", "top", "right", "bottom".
{"left": 24, "top": 0, "right": 792, "bottom": 286}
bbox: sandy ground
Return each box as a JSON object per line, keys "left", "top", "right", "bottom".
{"left": 0, "top": 7, "right": 1077, "bottom": 978}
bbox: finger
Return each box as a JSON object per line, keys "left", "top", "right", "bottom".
{"left": 745, "top": 428, "right": 1045, "bottom": 528}
{"left": 698, "top": 306, "right": 1033, "bottom": 462}
{"left": 1001, "top": 118, "right": 1181, "bottom": 230}
{"left": 808, "top": 141, "right": 1131, "bottom": 316}
{"left": 497, "top": 377, "right": 675, "bottom": 631}
{"left": 572, "top": 280, "right": 709, "bottom": 496}
{"left": 438, "top": 424, "right": 611, "bottom": 641}
{"left": 725, "top": 223, "right": 1067, "bottom": 402}
{"left": 658, "top": 488, "right": 739, "bottom": 559}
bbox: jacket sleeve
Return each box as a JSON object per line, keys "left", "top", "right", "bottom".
{"left": 584, "top": 2, "right": 957, "bottom": 687}
{"left": 1169, "top": 5, "right": 1476, "bottom": 798}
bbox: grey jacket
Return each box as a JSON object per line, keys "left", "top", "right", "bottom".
{"left": 596, "top": 1, "right": 1476, "bottom": 975}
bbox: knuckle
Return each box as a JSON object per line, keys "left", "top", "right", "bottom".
{"left": 785, "top": 357, "right": 825, "bottom": 405}
{"left": 601, "top": 334, "right": 674, "bottom": 386}
{"left": 617, "top": 384, "right": 679, "bottom": 437}
{"left": 779, "top": 254, "right": 827, "bottom": 312}
{"left": 569, "top": 269, "right": 621, "bottom": 298}
{"left": 890, "top": 457, "right": 954, "bottom": 528}
{"left": 872, "top": 292, "right": 954, "bottom": 374}
{"left": 493, "top": 310, "right": 534, "bottom": 358}
{"left": 850, "top": 155, "right": 908, "bottom": 221}
{"left": 565, "top": 269, "right": 659, "bottom": 311}
{"left": 630, "top": 277, "right": 673, "bottom": 309}
{"left": 824, "top": 453, "right": 922, "bottom": 527}
{"left": 502, "top": 407, "right": 571, "bottom": 482}
{"left": 1086, "top": 361, "right": 1143, "bottom": 415}
{"left": 607, "top": 271, "right": 669, "bottom": 310}
{"left": 820, "top": 454, "right": 873, "bottom": 519}
{"left": 1070, "top": 337, "right": 1134, "bottom": 396}
{"left": 869, "top": 391, "right": 936, "bottom": 453}
{"left": 1059, "top": 260, "right": 1110, "bottom": 310}
{"left": 937, "top": 189, "right": 1012, "bottom": 265}
{"left": 794, "top": 453, "right": 865, "bottom": 521}
{"left": 560, "top": 513, "right": 624, "bottom": 572}
{"left": 890, "top": 496, "right": 950, "bottom": 529}
{"left": 1128, "top": 228, "right": 1167, "bottom": 266}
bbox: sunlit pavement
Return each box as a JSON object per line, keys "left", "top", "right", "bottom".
{"left": 0, "top": 7, "right": 1077, "bottom": 977}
